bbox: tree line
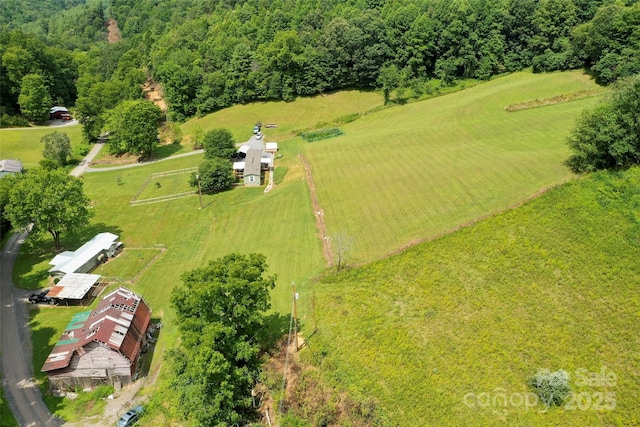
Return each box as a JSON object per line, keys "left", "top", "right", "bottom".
{"left": 2, "top": 0, "right": 639, "bottom": 128}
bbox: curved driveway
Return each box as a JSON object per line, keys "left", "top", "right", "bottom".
{"left": 1, "top": 141, "right": 202, "bottom": 425}
{"left": 1, "top": 231, "right": 61, "bottom": 426}
{"left": 0, "top": 138, "right": 107, "bottom": 426}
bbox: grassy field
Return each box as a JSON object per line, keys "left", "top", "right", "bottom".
{"left": 181, "top": 89, "right": 384, "bottom": 144}
{"left": 307, "top": 167, "right": 640, "bottom": 426}
{"left": 0, "top": 123, "right": 84, "bottom": 169}
{"left": 305, "top": 71, "right": 605, "bottom": 263}
{"left": 12, "top": 72, "right": 613, "bottom": 423}
{"left": 23, "top": 145, "right": 326, "bottom": 420}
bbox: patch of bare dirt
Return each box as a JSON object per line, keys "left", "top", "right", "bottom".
{"left": 505, "top": 88, "right": 605, "bottom": 112}
{"left": 143, "top": 80, "right": 167, "bottom": 113}
{"left": 106, "top": 19, "right": 121, "bottom": 44}
{"left": 299, "top": 154, "right": 334, "bottom": 266}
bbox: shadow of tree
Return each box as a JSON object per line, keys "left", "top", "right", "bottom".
{"left": 13, "top": 223, "right": 124, "bottom": 290}
{"left": 150, "top": 142, "right": 183, "bottom": 160}
{"left": 261, "top": 312, "right": 291, "bottom": 351}
{"left": 28, "top": 315, "right": 66, "bottom": 414}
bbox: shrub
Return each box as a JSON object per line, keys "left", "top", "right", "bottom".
{"left": 529, "top": 369, "right": 570, "bottom": 408}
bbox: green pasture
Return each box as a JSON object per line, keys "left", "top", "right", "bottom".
{"left": 16, "top": 71, "right": 612, "bottom": 422}
{"left": 134, "top": 172, "right": 195, "bottom": 202}
{"left": 181, "top": 89, "right": 383, "bottom": 143}
{"left": 308, "top": 167, "right": 640, "bottom": 426}
{"left": 0, "top": 124, "right": 84, "bottom": 169}
{"left": 305, "top": 70, "right": 606, "bottom": 263}
{"left": 94, "top": 248, "right": 164, "bottom": 280}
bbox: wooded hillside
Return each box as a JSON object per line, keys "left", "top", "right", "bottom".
{"left": 1, "top": 0, "right": 639, "bottom": 128}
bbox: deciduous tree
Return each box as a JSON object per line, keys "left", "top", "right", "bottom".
{"left": 41, "top": 131, "right": 72, "bottom": 168}
{"left": 567, "top": 74, "right": 640, "bottom": 172}
{"left": 18, "top": 73, "right": 52, "bottom": 122}
{"left": 190, "top": 158, "right": 235, "bottom": 194}
{"left": 202, "top": 128, "right": 236, "bottom": 160}
{"left": 168, "top": 253, "right": 276, "bottom": 426}
{"left": 103, "top": 100, "right": 163, "bottom": 157}
{"left": 4, "top": 168, "right": 93, "bottom": 250}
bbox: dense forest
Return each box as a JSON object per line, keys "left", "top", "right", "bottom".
{"left": 1, "top": 0, "right": 639, "bottom": 132}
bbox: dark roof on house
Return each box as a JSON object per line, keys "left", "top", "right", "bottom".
{"left": 42, "top": 287, "right": 151, "bottom": 372}
{"left": 244, "top": 148, "right": 262, "bottom": 176}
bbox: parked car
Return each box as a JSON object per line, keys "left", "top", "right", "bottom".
{"left": 256, "top": 131, "right": 263, "bottom": 140}
{"left": 28, "top": 290, "right": 55, "bottom": 305}
{"left": 117, "top": 405, "right": 144, "bottom": 427}
{"left": 253, "top": 125, "right": 260, "bottom": 134}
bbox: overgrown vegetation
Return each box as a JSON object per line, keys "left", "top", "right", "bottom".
{"left": 567, "top": 74, "right": 640, "bottom": 172}
{"left": 305, "top": 167, "right": 640, "bottom": 425}
{"left": 300, "top": 128, "right": 344, "bottom": 142}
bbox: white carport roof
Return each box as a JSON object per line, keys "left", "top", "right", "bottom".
{"left": 47, "top": 273, "right": 100, "bottom": 299}
{"left": 233, "top": 161, "right": 246, "bottom": 170}
{"left": 237, "top": 144, "right": 251, "bottom": 154}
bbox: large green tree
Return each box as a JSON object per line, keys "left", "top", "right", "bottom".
{"left": 567, "top": 74, "right": 640, "bottom": 172}
{"left": 103, "top": 100, "right": 163, "bottom": 157}
{"left": 18, "top": 73, "right": 51, "bottom": 122}
{"left": 190, "top": 158, "right": 235, "bottom": 194}
{"left": 41, "top": 131, "right": 72, "bottom": 168}
{"left": 168, "top": 253, "right": 276, "bottom": 426}
{"left": 4, "top": 168, "right": 93, "bottom": 250}
{"left": 202, "top": 128, "right": 236, "bottom": 160}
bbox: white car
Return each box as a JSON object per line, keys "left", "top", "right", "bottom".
{"left": 256, "top": 132, "right": 263, "bottom": 140}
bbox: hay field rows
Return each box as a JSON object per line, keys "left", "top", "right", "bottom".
{"left": 306, "top": 71, "right": 605, "bottom": 263}
{"left": 12, "top": 71, "right": 617, "bottom": 424}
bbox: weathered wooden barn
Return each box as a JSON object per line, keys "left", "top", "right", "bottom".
{"left": 41, "top": 287, "right": 151, "bottom": 391}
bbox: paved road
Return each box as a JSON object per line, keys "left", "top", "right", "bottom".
{"left": 0, "top": 141, "right": 208, "bottom": 425}
{"left": 83, "top": 147, "right": 204, "bottom": 173}
{"left": 1, "top": 231, "right": 61, "bottom": 426}
{"left": 0, "top": 136, "right": 102, "bottom": 426}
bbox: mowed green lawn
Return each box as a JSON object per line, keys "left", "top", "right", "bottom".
{"left": 309, "top": 167, "right": 640, "bottom": 426}
{"left": 23, "top": 145, "right": 325, "bottom": 419}
{"left": 305, "top": 71, "right": 605, "bottom": 263}
{"left": 14, "top": 72, "right": 611, "bottom": 422}
{"left": 181, "top": 89, "right": 383, "bottom": 143}
{"left": 0, "top": 123, "right": 84, "bottom": 169}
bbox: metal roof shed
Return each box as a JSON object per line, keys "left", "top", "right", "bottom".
{"left": 49, "top": 232, "right": 120, "bottom": 276}
{"left": 47, "top": 273, "right": 101, "bottom": 300}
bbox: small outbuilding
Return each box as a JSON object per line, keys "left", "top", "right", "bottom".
{"left": 49, "top": 232, "right": 122, "bottom": 277}
{"left": 0, "top": 159, "right": 23, "bottom": 178}
{"left": 46, "top": 273, "right": 101, "bottom": 304}
{"left": 42, "top": 287, "right": 152, "bottom": 391}
{"left": 50, "top": 106, "right": 71, "bottom": 120}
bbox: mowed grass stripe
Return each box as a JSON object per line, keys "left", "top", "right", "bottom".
{"left": 305, "top": 71, "right": 604, "bottom": 262}
{"left": 181, "top": 89, "right": 383, "bottom": 142}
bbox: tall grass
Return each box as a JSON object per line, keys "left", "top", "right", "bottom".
{"left": 307, "top": 167, "right": 640, "bottom": 426}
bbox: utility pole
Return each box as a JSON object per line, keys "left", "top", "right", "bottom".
{"left": 292, "top": 282, "right": 299, "bottom": 351}
{"left": 196, "top": 173, "right": 203, "bottom": 209}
